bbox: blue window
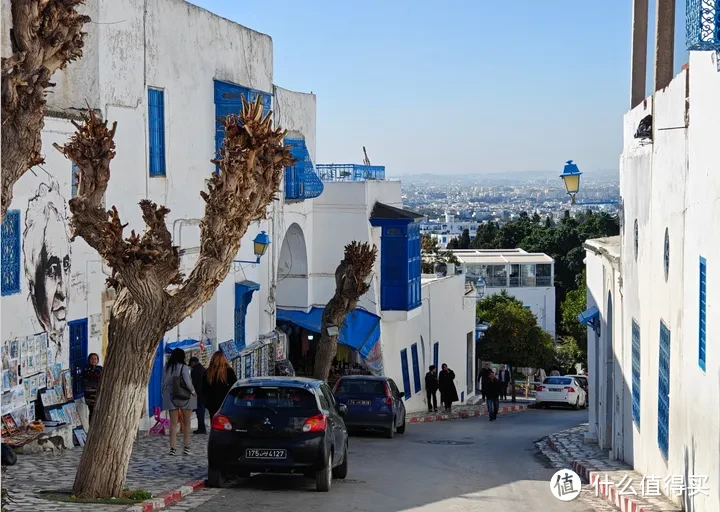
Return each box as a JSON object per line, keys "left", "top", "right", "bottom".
{"left": 148, "top": 89, "right": 166, "bottom": 176}
{"left": 699, "top": 257, "right": 707, "bottom": 371}
{"left": 411, "top": 343, "right": 421, "bottom": 393}
{"left": 69, "top": 318, "right": 89, "bottom": 399}
{"left": 657, "top": 321, "right": 671, "bottom": 460}
{"left": 631, "top": 319, "right": 641, "bottom": 429}
{"left": 433, "top": 342, "right": 439, "bottom": 371}
{"left": 1, "top": 210, "right": 21, "bottom": 296}
{"left": 71, "top": 163, "right": 80, "bottom": 197}
{"left": 234, "top": 281, "right": 259, "bottom": 350}
{"left": 400, "top": 349, "right": 411, "bottom": 399}
{"left": 375, "top": 223, "right": 421, "bottom": 311}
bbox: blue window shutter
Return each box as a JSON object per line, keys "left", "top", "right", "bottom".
{"left": 400, "top": 349, "right": 411, "bottom": 399}
{"left": 657, "top": 321, "right": 671, "bottom": 460}
{"left": 433, "top": 342, "right": 439, "bottom": 371}
{"left": 148, "top": 89, "right": 166, "bottom": 176}
{"left": 699, "top": 257, "right": 707, "bottom": 371}
{"left": 408, "top": 223, "right": 421, "bottom": 309}
{"left": 411, "top": 343, "right": 421, "bottom": 393}
{"left": 380, "top": 226, "right": 408, "bottom": 310}
{"left": 1, "top": 210, "right": 21, "bottom": 296}
{"left": 71, "top": 163, "right": 80, "bottom": 198}
{"left": 631, "top": 319, "right": 641, "bottom": 429}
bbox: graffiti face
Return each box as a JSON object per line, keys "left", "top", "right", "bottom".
{"left": 23, "top": 181, "right": 71, "bottom": 337}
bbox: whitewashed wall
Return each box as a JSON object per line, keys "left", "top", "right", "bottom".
{"left": 482, "top": 286, "right": 556, "bottom": 336}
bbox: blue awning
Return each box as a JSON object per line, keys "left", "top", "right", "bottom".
{"left": 165, "top": 339, "right": 203, "bottom": 354}
{"left": 577, "top": 306, "right": 600, "bottom": 326}
{"left": 277, "top": 307, "right": 381, "bottom": 359}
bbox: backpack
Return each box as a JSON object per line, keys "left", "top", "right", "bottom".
{"left": 171, "top": 366, "right": 192, "bottom": 401}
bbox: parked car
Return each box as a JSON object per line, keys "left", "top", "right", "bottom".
{"left": 207, "top": 377, "right": 349, "bottom": 492}
{"left": 536, "top": 376, "right": 587, "bottom": 409}
{"left": 566, "top": 374, "right": 589, "bottom": 403}
{"left": 332, "top": 375, "right": 407, "bottom": 438}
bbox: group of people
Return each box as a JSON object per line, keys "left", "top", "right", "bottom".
{"left": 161, "top": 348, "right": 237, "bottom": 456}
{"left": 424, "top": 364, "right": 458, "bottom": 412}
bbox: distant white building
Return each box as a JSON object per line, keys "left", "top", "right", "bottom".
{"left": 450, "top": 249, "right": 556, "bottom": 336}
{"left": 420, "top": 212, "right": 480, "bottom": 239}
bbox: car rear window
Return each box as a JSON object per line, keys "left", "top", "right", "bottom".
{"left": 335, "top": 379, "right": 386, "bottom": 395}
{"left": 226, "top": 386, "right": 317, "bottom": 410}
{"left": 544, "top": 377, "right": 572, "bottom": 385}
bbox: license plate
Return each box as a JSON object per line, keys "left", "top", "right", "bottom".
{"left": 549, "top": 388, "right": 562, "bottom": 392}
{"left": 349, "top": 399, "right": 371, "bottom": 406}
{"left": 245, "top": 449, "right": 287, "bottom": 459}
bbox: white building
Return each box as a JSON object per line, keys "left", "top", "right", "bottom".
{"left": 450, "top": 249, "right": 556, "bottom": 336}
{"left": 582, "top": 32, "right": 720, "bottom": 511}
{"left": 420, "top": 212, "right": 480, "bottom": 241}
{"left": 0, "top": 0, "right": 475, "bottom": 430}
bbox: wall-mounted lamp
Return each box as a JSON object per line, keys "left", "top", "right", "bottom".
{"left": 577, "top": 306, "right": 601, "bottom": 337}
{"left": 233, "top": 230, "right": 271, "bottom": 266}
{"left": 307, "top": 335, "right": 314, "bottom": 341}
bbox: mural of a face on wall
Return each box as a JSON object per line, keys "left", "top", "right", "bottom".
{"left": 22, "top": 181, "right": 71, "bottom": 349}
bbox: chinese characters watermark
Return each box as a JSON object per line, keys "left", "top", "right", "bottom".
{"left": 550, "top": 469, "right": 582, "bottom": 501}
{"left": 592, "top": 473, "right": 710, "bottom": 498}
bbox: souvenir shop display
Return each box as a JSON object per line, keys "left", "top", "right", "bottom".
{"left": 73, "top": 427, "right": 87, "bottom": 447}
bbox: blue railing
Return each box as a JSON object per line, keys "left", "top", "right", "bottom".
{"left": 315, "top": 164, "right": 385, "bottom": 182}
{"left": 284, "top": 138, "right": 324, "bottom": 201}
{"left": 686, "top": 0, "right": 719, "bottom": 51}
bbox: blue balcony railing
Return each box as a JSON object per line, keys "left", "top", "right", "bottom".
{"left": 315, "top": 164, "right": 385, "bottom": 182}
{"left": 686, "top": 0, "right": 719, "bottom": 51}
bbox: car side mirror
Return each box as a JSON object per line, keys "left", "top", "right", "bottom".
{"left": 399, "top": 391, "right": 405, "bottom": 398}
{"left": 338, "top": 404, "right": 347, "bottom": 416}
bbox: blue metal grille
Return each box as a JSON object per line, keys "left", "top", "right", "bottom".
{"left": 411, "top": 343, "right": 421, "bottom": 393}
{"left": 284, "top": 138, "right": 324, "bottom": 200}
{"left": 699, "top": 257, "right": 707, "bottom": 371}
{"left": 148, "top": 89, "right": 166, "bottom": 176}
{"left": 686, "top": 0, "right": 720, "bottom": 51}
{"left": 1, "top": 210, "right": 21, "bottom": 296}
{"left": 315, "top": 164, "right": 385, "bottom": 182}
{"left": 631, "top": 319, "right": 641, "bottom": 429}
{"left": 433, "top": 342, "right": 439, "bottom": 371}
{"left": 400, "top": 349, "right": 411, "bottom": 399}
{"left": 657, "top": 321, "right": 671, "bottom": 460}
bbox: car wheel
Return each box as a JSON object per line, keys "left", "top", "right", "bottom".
{"left": 207, "top": 467, "right": 226, "bottom": 488}
{"left": 385, "top": 421, "right": 395, "bottom": 439}
{"left": 396, "top": 414, "right": 406, "bottom": 434}
{"left": 315, "top": 451, "right": 333, "bottom": 492}
{"left": 332, "top": 442, "right": 348, "bottom": 479}
{"left": 572, "top": 397, "right": 579, "bottom": 410}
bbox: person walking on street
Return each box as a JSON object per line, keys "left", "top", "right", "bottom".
{"left": 189, "top": 357, "right": 207, "bottom": 434}
{"left": 485, "top": 371, "right": 502, "bottom": 421}
{"left": 497, "top": 364, "right": 511, "bottom": 400}
{"left": 83, "top": 353, "right": 103, "bottom": 426}
{"left": 202, "top": 351, "right": 238, "bottom": 420}
{"left": 162, "top": 348, "right": 196, "bottom": 456}
{"left": 438, "top": 363, "right": 458, "bottom": 413}
{"left": 479, "top": 363, "right": 491, "bottom": 401}
{"left": 425, "top": 365, "right": 439, "bottom": 412}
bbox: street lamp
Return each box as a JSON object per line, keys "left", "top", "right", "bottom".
{"left": 233, "top": 230, "right": 271, "bottom": 265}
{"left": 559, "top": 160, "right": 582, "bottom": 205}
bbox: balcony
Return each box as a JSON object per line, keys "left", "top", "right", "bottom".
{"left": 315, "top": 164, "right": 385, "bottom": 182}
{"left": 285, "top": 138, "right": 324, "bottom": 201}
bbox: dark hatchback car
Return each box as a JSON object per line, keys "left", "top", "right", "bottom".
{"left": 207, "top": 377, "right": 349, "bottom": 492}
{"left": 332, "top": 375, "right": 407, "bottom": 438}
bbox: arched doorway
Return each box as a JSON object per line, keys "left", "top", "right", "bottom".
{"left": 605, "top": 292, "right": 614, "bottom": 449}
{"left": 276, "top": 223, "right": 308, "bottom": 310}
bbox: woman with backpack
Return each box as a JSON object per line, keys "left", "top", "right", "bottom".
{"left": 202, "top": 351, "right": 237, "bottom": 421}
{"left": 162, "top": 348, "right": 196, "bottom": 456}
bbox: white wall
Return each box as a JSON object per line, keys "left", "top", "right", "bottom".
{"left": 482, "top": 286, "right": 556, "bottom": 337}
{"left": 381, "top": 276, "right": 476, "bottom": 413}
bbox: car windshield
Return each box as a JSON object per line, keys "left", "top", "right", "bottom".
{"left": 543, "top": 377, "right": 573, "bottom": 385}
{"left": 335, "top": 379, "right": 386, "bottom": 395}
{"left": 226, "top": 386, "right": 317, "bottom": 411}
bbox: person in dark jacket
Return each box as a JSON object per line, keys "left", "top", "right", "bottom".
{"left": 83, "top": 353, "right": 103, "bottom": 426}
{"left": 497, "top": 364, "right": 511, "bottom": 400}
{"left": 425, "top": 365, "right": 439, "bottom": 413}
{"left": 438, "top": 363, "right": 458, "bottom": 412}
{"left": 485, "top": 371, "right": 502, "bottom": 421}
{"left": 202, "top": 351, "right": 238, "bottom": 420}
{"left": 189, "top": 357, "right": 206, "bottom": 434}
{"left": 479, "top": 362, "right": 490, "bottom": 401}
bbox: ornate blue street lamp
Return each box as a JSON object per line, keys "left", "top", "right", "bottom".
{"left": 559, "top": 160, "right": 582, "bottom": 205}
{"left": 233, "top": 230, "right": 271, "bottom": 265}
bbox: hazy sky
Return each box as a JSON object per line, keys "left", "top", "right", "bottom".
{"left": 190, "top": 1, "right": 687, "bottom": 176}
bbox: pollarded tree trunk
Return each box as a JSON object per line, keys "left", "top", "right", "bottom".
{"left": 314, "top": 242, "right": 377, "bottom": 381}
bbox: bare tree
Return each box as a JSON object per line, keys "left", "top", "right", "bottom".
{"left": 1, "top": 0, "right": 89, "bottom": 222}
{"left": 313, "top": 241, "right": 377, "bottom": 381}
{"left": 53, "top": 97, "right": 293, "bottom": 498}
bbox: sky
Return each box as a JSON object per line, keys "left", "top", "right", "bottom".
{"left": 190, "top": 1, "right": 688, "bottom": 177}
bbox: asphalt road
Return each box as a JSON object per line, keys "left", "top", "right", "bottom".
{"left": 174, "top": 408, "right": 604, "bottom": 512}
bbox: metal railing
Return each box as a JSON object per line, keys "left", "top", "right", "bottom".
{"left": 315, "top": 164, "right": 386, "bottom": 182}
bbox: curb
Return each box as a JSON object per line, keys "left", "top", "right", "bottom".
{"left": 124, "top": 479, "right": 205, "bottom": 512}
{"left": 408, "top": 403, "right": 529, "bottom": 423}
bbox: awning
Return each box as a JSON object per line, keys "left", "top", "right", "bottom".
{"left": 277, "top": 307, "right": 381, "bottom": 359}
{"left": 165, "top": 339, "right": 204, "bottom": 354}
{"left": 577, "top": 306, "right": 600, "bottom": 327}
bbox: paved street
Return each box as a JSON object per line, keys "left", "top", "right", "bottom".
{"left": 173, "top": 408, "right": 612, "bottom": 512}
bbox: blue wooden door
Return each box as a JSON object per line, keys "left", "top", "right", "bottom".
{"left": 147, "top": 340, "right": 164, "bottom": 416}
{"left": 234, "top": 282, "right": 259, "bottom": 350}
{"left": 68, "top": 318, "right": 89, "bottom": 399}
{"left": 657, "top": 322, "right": 671, "bottom": 460}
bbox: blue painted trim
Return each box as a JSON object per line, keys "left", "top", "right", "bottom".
{"left": 235, "top": 281, "right": 260, "bottom": 350}
{"left": 433, "top": 342, "right": 439, "bottom": 371}
{"left": 631, "top": 319, "right": 641, "bottom": 429}
{"left": 411, "top": 343, "right": 421, "bottom": 393}
{"left": 68, "top": 318, "right": 89, "bottom": 399}
{"left": 657, "top": 320, "right": 671, "bottom": 460}
{"left": 148, "top": 89, "right": 166, "bottom": 176}
{"left": 699, "top": 256, "right": 707, "bottom": 372}
{"left": 400, "top": 349, "right": 411, "bottom": 400}
{"left": 1, "top": 210, "right": 21, "bottom": 296}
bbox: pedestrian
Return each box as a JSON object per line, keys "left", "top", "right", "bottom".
{"left": 425, "top": 365, "right": 439, "bottom": 413}
{"left": 82, "top": 353, "right": 102, "bottom": 426}
{"left": 485, "top": 370, "right": 502, "bottom": 421}
{"left": 189, "top": 357, "right": 207, "bottom": 434}
{"left": 438, "top": 363, "right": 458, "bottom": 412}
{"left": 479, "top": 362, "right": 491, "bottom": 401}
{"left": 162, "top": 348, "right": 196, "bottom": 456}
{"left": 202, "top": 351, "right": 237, "bottom": 420}
{"left": 497, "top": 364, "right": 511, "bottom": 400}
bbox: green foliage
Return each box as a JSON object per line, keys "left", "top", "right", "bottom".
{"left": 476, "top": 290, "right": 524, "bottom": 323}
{"left": 2, "top": 487, "right": 12, "bottom": 512}
{"left": 553, "top": 337, "right": 583, "bottom": 371}
{"left": 421, "top": 233, "right": 460, "bottom": 273}
{"left": 125, "top": 490, "right": 152, "bottom": 501}
{"left": 560, "top": 270, "right": 588, "bottom": 357}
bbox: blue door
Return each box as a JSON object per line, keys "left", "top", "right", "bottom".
{"left": 234, "top": 281, "right": 259, "bottom": 350}
{"left": 657, "top": 322, "right": 671, "bottom": 460}
{"left": 147, "top": 340, "right": 164, "bottom": 416}
{"left": 68, "top": 318, "right": 89, "bottom": 399}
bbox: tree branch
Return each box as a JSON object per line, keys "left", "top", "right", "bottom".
{"left": 1, "top": 0, "right": 89, "bottom": 221}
